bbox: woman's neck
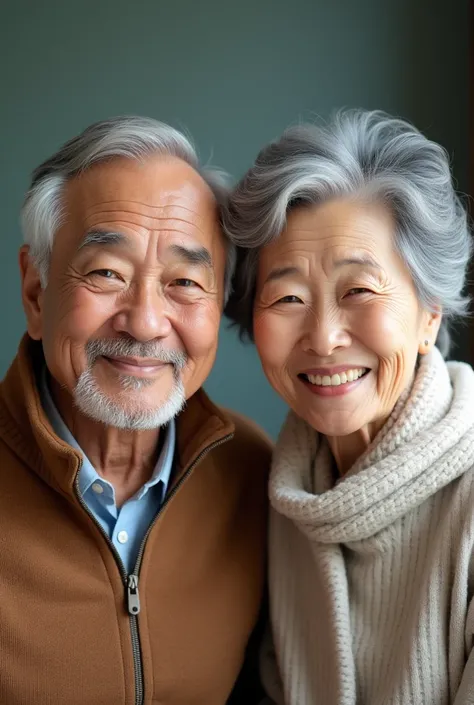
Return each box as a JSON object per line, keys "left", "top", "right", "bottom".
{"left": 326, "top": 372, "right": 417, "bottom": 474}
{"left": 326, "top": 419, "right": 384, "bottom": 475}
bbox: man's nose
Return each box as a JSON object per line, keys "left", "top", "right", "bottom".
{"left": 111, "top": 281, "right": 172, "bottom": 342}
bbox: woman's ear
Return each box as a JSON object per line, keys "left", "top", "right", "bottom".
{"left": 19, "top": 245, "right": 44, "bottom": 341}
{"left": 418, "top": 309, "right": 442, "bottom": 355}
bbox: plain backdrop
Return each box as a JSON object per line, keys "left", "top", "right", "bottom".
{"left": 0, "top": 0, "right": 470, "bottom": 438}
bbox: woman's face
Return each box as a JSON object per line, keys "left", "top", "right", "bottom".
{"left": 253, "top": 198, "right": 441, "bottom": 437}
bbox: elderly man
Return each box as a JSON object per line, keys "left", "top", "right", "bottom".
{"left": 0, "top": 117, "right": 271, "bottom": 705}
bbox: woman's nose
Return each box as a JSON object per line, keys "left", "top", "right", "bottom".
{"left": 301, "top": 308, "right": 351, "bottom": 357}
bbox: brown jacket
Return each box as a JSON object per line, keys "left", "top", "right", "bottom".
{"left": 0, "top": 337, "right": 271, "bottom": 705}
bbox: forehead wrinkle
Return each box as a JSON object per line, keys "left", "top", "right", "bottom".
{"left": 286, "top": 211, "right": 386, "bottom": 238}
{"left": 84, "top": 205, "right": 205, "bottom": 220}
{"left": 276, "top": 202, "right": 395, "bottom": 284}
{"left": 83, "top": 200, "right": 208, "bottom": 225}
{"left": 320, "top": 244, "right": 383, "bottom": 279}
{"left": 279, "top": 228, "right": 384, "bottom": 261}
{"left": 284, "top": 228, "right": 378, "bottom": 247}
{"left": 266, "top": 237, "right": 317, "bottom": 258}
{"left": 82, "top": 219, "right": 150, "bottom": 235}
{"left": 276, "top": 226, "right": 372, "bottom": 255}
{"left": 263, "top": 246, "right": 384, "bottom": 285}
{"left": 85, "top": 205, "right": 207, "bottom": 223}
{"left": 83, "top": 213, "right": 207, "bottom": 239}
{"left": 83, "top": 198, "right": 205, "bottom": 209}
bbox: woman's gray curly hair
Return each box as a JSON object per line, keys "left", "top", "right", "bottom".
{"left": 222, "top": 109, "right": 472, "bottom": 358}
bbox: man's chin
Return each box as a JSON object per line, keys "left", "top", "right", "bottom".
{"left": 104, "top": 379, "right": 168, "bottom": 398}
{"left": 74, "top": 368, "right": 186, "bottom": 430}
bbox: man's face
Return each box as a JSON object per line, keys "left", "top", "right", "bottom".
{"left": 21, "top": 155, "right": 226, "bottom": 429}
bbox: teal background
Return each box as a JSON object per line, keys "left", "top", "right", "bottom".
{"left": 1, "top": 0, "right": 470, "bottom": 438}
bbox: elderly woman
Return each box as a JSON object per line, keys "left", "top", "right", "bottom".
{"left": 222, "top": 110, "right": 474, "bottom": 705}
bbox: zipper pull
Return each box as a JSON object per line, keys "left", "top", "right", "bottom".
{"left": 127, "top": 574, "right": 140, "bottom": 615}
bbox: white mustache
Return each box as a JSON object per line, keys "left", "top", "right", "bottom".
{"left": 86, "top": 339, "right": 188, "bottom": 371}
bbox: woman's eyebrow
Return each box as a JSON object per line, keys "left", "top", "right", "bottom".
{"left": 333, "top": 255, "right": 381, "bottom": 270}
{"left": 263, "top": 266, "right": 301, "bottom": 285}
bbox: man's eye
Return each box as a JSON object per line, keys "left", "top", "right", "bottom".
{"left": 90, "top": 269, "right": 118, "bottom": 279}
{"left": 276, "top": 295, "right": 303, "bottom": 304}
{"left": 173, "top": 279, "right": 198, "bottom": 288}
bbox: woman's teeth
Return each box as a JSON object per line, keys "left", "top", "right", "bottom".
{"left": 305, "top": 368, "right": 367, "bottom": 387}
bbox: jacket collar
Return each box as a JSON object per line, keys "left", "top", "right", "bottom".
{"left": 0, "top": 335, "right": 234, "bottom": 497}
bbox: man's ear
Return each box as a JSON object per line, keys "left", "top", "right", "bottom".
{"left": 418, "top": 308, "right": 442, "bottom": 355}
{"left": 19, "top": 245, "right": 44, "bottom": 341}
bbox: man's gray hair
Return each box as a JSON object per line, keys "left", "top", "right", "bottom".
{"left": 21, "top": 115, "right": 236, "bottom": 303}
{"left": 222, "top": 109, "right": 472, "bottom": 357}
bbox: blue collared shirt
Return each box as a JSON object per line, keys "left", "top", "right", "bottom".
{"left": 40, "top": 371, "right": 175, "bottom": 574}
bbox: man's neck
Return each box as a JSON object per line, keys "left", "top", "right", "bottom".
{"left": 50, "top": 377, "right": 162, "bottom": 506}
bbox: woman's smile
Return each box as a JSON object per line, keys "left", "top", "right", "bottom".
{"left": 298, "top": 366, "right": 371, "bottom": 397}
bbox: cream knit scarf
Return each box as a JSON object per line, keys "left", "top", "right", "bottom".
{"left": 265, "top": 348, "right": 474, "bottom": 705}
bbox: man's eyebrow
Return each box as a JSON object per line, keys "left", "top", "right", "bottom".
{"left": 169, "top": 244, "right": 214, "bottom": 270}
{"left": 77, "top": 233, "right": 214, "bottom": 271}
{"left": 78, "top": 230, "right": 127, "bottom": 250}
{"left": 263, "top": 266, "right": 301, "bottom": 285}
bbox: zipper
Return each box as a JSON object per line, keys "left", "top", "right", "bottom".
{"left": 131, "top": 433, "right": 233, "bottom": 574}
{"left": 73, "top": 476, "right": 140, "bottom": 701}
{"left": 74, "top": 431, "right": 233, "bottom": 705}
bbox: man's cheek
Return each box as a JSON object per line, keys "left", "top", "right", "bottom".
{"left": 180, "top": 306, "right": 221, "bottom": 353}
{"left": 49, "top": 295, "right": 113, "bottom": 341}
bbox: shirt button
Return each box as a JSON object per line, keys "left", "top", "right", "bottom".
{"left": 117, "top": 530, "right": 129, "bottom": 544}
{"left": 91, "top": 482, "right": 104, "bottom": 494}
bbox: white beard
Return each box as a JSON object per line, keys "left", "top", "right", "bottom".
{"left": 74, "top": 367, "right": 186, "bottom": 430}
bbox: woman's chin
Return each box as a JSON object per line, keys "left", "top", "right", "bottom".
{"left": 297, "top": 408, "right": 370, "bottom": 438}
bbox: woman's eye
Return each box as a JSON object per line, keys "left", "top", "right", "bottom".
{"left": 346, "top": 287, "right": 371, "bottom": 297}
{"left": 276, "top": 295, "right": 303, "bottom": 304}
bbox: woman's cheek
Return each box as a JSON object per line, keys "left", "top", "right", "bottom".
{"left": 363, "top": 305, "right": 417, "bottom": 405}
{"left": 254, "top": 312, "right": 299, "bottom": 401}
{"left": 376, "top": 352, "right": 406, "bottom": 404}
{"left": 356, "top": 302, "right": 410, "bottom": 359}
{"left": 254, "top": 311, "right": 291, "bottom": 370}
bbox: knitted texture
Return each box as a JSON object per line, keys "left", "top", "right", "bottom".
{"left": 264, "top": 348, "right": 474, "bottom": 705}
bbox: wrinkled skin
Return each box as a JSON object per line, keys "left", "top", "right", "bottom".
{"left": 20, "top": 155, "right": 227, "bottom": 503}
{"left": 253, "top": 198, "right": 441, "bottom": 473}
